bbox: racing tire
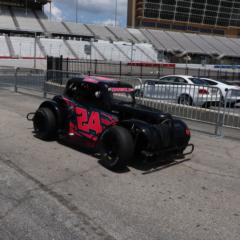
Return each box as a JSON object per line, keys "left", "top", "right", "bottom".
{"left": 99, "top": 126, "right": 134, "bottom": 170}
{"left": 33, "top": 107, "right": 57, "bottom": 140}
{"left": 178, "top": 95, "right": 193, "bottom": 106}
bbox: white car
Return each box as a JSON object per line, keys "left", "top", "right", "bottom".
{"left": 136, "top": 75, "right": 220, "bottom": 107}
{"left": 201, "top": 78, "right": 240, "bottom": 107}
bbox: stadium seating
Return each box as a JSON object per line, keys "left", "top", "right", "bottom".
{"left": 34, "top": 10, "right": 69, "bottom": 34}
{"left": 127, "top": 28, "right": 149, "bottom": 43}
{"left": 40, "top": 20, "right": 69, "bottom": 35}
{"left": 148, "top": 29, "right": 184, "bottom": 53}
{"left": 140, "top": 29, "right": 165, "bottom": 51}
{"left": 10, "top": 36, "right": 44, "bottom": 58}
{"left": 66, "top": 40, "right": 104, "bottom": 60}
{"left": 0, "top": 36, "right": 10, "bottom": 57}
{"left": 183, "top": 32, "right": 219, "bottom": 55}
{"left": 85, "top": 24, "right": 117, "bottom": 41}
{"left": 93, "top": 41, "right": 128, "bottom": 61}
{"left": 114, "top": 42, "right": 157, "bottom": 62}
{"left": 1, "top": 4, "right": 240, "bottom": 63}
{"left": 106, "top": 26, "right": 138, "bottom": 43}
{"left": 136, "top": 43, "right": 159, "bottom": 62}
{"left": 12, "top": 7, "right": 43, "bottom": 32}
{"left": 0, "top": 6, "right": 16, "bottom": 30}
{"left": 214, "top": 36, "right": 240, "bottom": 56}
{"left": 165, "top": 31, "right": 205, "bottom": 54}
{"left": 200, "top": 34, "right": 238, "bottom": 57}
{"left": 40, "top": 38, "right": 74, "bottom": 58}
{"left": 229, "top": 38, "right": 240, "bottom": 54}
{"left": 64, "top": 22, "right": 93, "bottom": 37}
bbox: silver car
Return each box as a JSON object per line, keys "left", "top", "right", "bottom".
{"left": 136, "top": 75, "right": 221, "bottom": 107}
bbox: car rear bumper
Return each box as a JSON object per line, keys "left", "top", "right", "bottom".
{"left": 141, "top": 144, "right": 194, "bottom": 158}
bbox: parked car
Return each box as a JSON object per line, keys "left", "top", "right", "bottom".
{"left": 135, "top": 75, "right": 220, "bottom": 107}
{"left": 28, "top": 76, "right": 193, "bottom": 171}
{"left": 200, "top": 78, "right": 240, "bottom": 107}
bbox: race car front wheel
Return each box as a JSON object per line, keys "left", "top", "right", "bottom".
{"left": 33, "top": 107, "right": 57, "bottom": 140}
{"left": 99, "top": 126, "right": 134, "bottom": 171}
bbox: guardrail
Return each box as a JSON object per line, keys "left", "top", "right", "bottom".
{"left": 0, "top": 68, "right": 239, "bottom": 136}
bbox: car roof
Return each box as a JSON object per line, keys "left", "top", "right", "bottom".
{"left": 160, "top": 75, "right": 193, "bottom": 79}
{"left": 67, "top": 76, "right": 133, "bottom": 88}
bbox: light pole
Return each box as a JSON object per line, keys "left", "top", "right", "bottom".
{"left": 25, "top": 0, "right": 28, "bottom": 16}
{"left": 115, "top": 0, "right": 118, "bottom": 27}
{"left": 76, "top": 0, "right": 78, "bottom": 23}
{"left": 50, "top": 1, "right": 52, "bottom": 21}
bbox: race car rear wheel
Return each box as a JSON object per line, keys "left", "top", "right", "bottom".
{"left": 99, "top": 126, "right": 134, "bottom": 170}
{"left": 33, "top": 107, "right": 57, "bottom": 140}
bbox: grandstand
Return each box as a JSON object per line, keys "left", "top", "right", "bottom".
{"left": 0, "top": 0, "right": 240, "bottom": 67}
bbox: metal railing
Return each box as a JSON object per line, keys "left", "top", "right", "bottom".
{"left": 0, "top": 68, "right": 239, "bottom": 137}
{"left": 53, "top": 58, "right": 240, "bottom": 85}
{"left": 135, "top": 80, "right": 224, "bottom": 133}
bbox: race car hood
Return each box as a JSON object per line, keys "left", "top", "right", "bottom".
{"left": 111, "top": 103, "right": 172, "bottom": 124}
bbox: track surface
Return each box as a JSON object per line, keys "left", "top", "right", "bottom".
{"left": 0, "top": 89, "right": 240, "bottom": 240}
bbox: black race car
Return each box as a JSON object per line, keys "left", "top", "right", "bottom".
{"left": 28, "top": 76, "right": 194, "bottom": 170}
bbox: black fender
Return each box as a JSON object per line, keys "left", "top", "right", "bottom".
{"left": 172, "top": 118, "right": 191, "bottom": 147}
{"left": 37, "top": 100, "right": 65, "bottom": 129}
{"left": 119, "top": 119, "right": 160, "bottom": 151}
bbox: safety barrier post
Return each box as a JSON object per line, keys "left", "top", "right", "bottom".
{"left": 43, "top": 70, "right": 47, "bottom": 98}
{"left": 14, "top": 68, "right": 19, "bottom": 92}
{"left": 215, "top": 89, "right": 229, "bottom": 137}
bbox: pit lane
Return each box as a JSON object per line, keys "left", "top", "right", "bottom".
{"left": 0, "top": 88, "right": 240, "bottom": 240}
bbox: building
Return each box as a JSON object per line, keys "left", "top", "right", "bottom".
{"left": 127, "top": 0, "right": 240, "bottom": 37}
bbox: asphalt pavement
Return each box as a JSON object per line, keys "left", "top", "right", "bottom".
{"left": 0, "top": 88, "right": 240, "bottom": 240}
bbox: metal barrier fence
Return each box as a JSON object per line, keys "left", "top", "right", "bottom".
{"left": 0, "top": 68, "right": 239, "bottom": 136}
{"left": 56, "top": 58, "right": 240, "bottom": 85}
{"left": 135, "top": 80, "right": 240, "bottom": 135}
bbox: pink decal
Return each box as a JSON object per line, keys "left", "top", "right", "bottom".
{"left": 76, "top": 107, "right": 89, "bottom": 132}
{"left": 76, "top": 107, "right": 103, "bottom": 135}
{"left": 111, "top": 87, "right": 134, "bottom": 93}
{"left": 83, "top": 77, "right": 98, "bottom": 83}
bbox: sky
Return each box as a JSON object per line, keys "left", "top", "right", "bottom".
{"left": 44, "top": 0, "right": 128, "bottom": 27}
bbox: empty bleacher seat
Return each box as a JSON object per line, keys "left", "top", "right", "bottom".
{"left": 64, "top": 22, "right": 93, "bottom": 37}
{"left": 214, "top": 36, "right": 240, "bottom": 56}
{"left": 0, "top": 36, "right": 10, "bottom": 57}
{"left": 166, "top": 31, "right": 204, "bottom": 54}
{"left": 12, "top": 7, "right": 43, "bottom": 32}
{"left": 135, "top": 43, "right": 159, "bottom": 62}
{"left": 40, "top": 20, "right": 69, "bottom": 34}
{"left": 85, "top": 24, "right": 117, "bottom": 41}
{"left": 10, "top": 36, "right": 44, "bottom": 58}
{"left": 0, "top": 6, "right": 16, "bottom": 30}
{"left": 35, "top": 11, "right": 69, "bottom": 34}
{"left": 183, "top": 33, "right": 219, "bottom": 55}
{"left": 107, "top": 26, "right": 138, "bottom": 43}
{"left": 200, "top": 34, "right": 238, "bottom": 57}
{"left": 67, "top": 40, "right": 104, "bottom": 60}
{"left": 140, "top": 29, "right": 165, "bottom": 51}
{"left": 114, "top": 42, "right": 157, "bottom": 62}
{"left": 93, "top": 41, "right": 128, "bottom": 61}
{"left": 148, "top": 30, "right": 184, "bottom": 53}
{"left": 127, "top": 28, "right": 149, "bottom": 43}
{"left": 40, "top": 38, "right": 74, "bottom": 58}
